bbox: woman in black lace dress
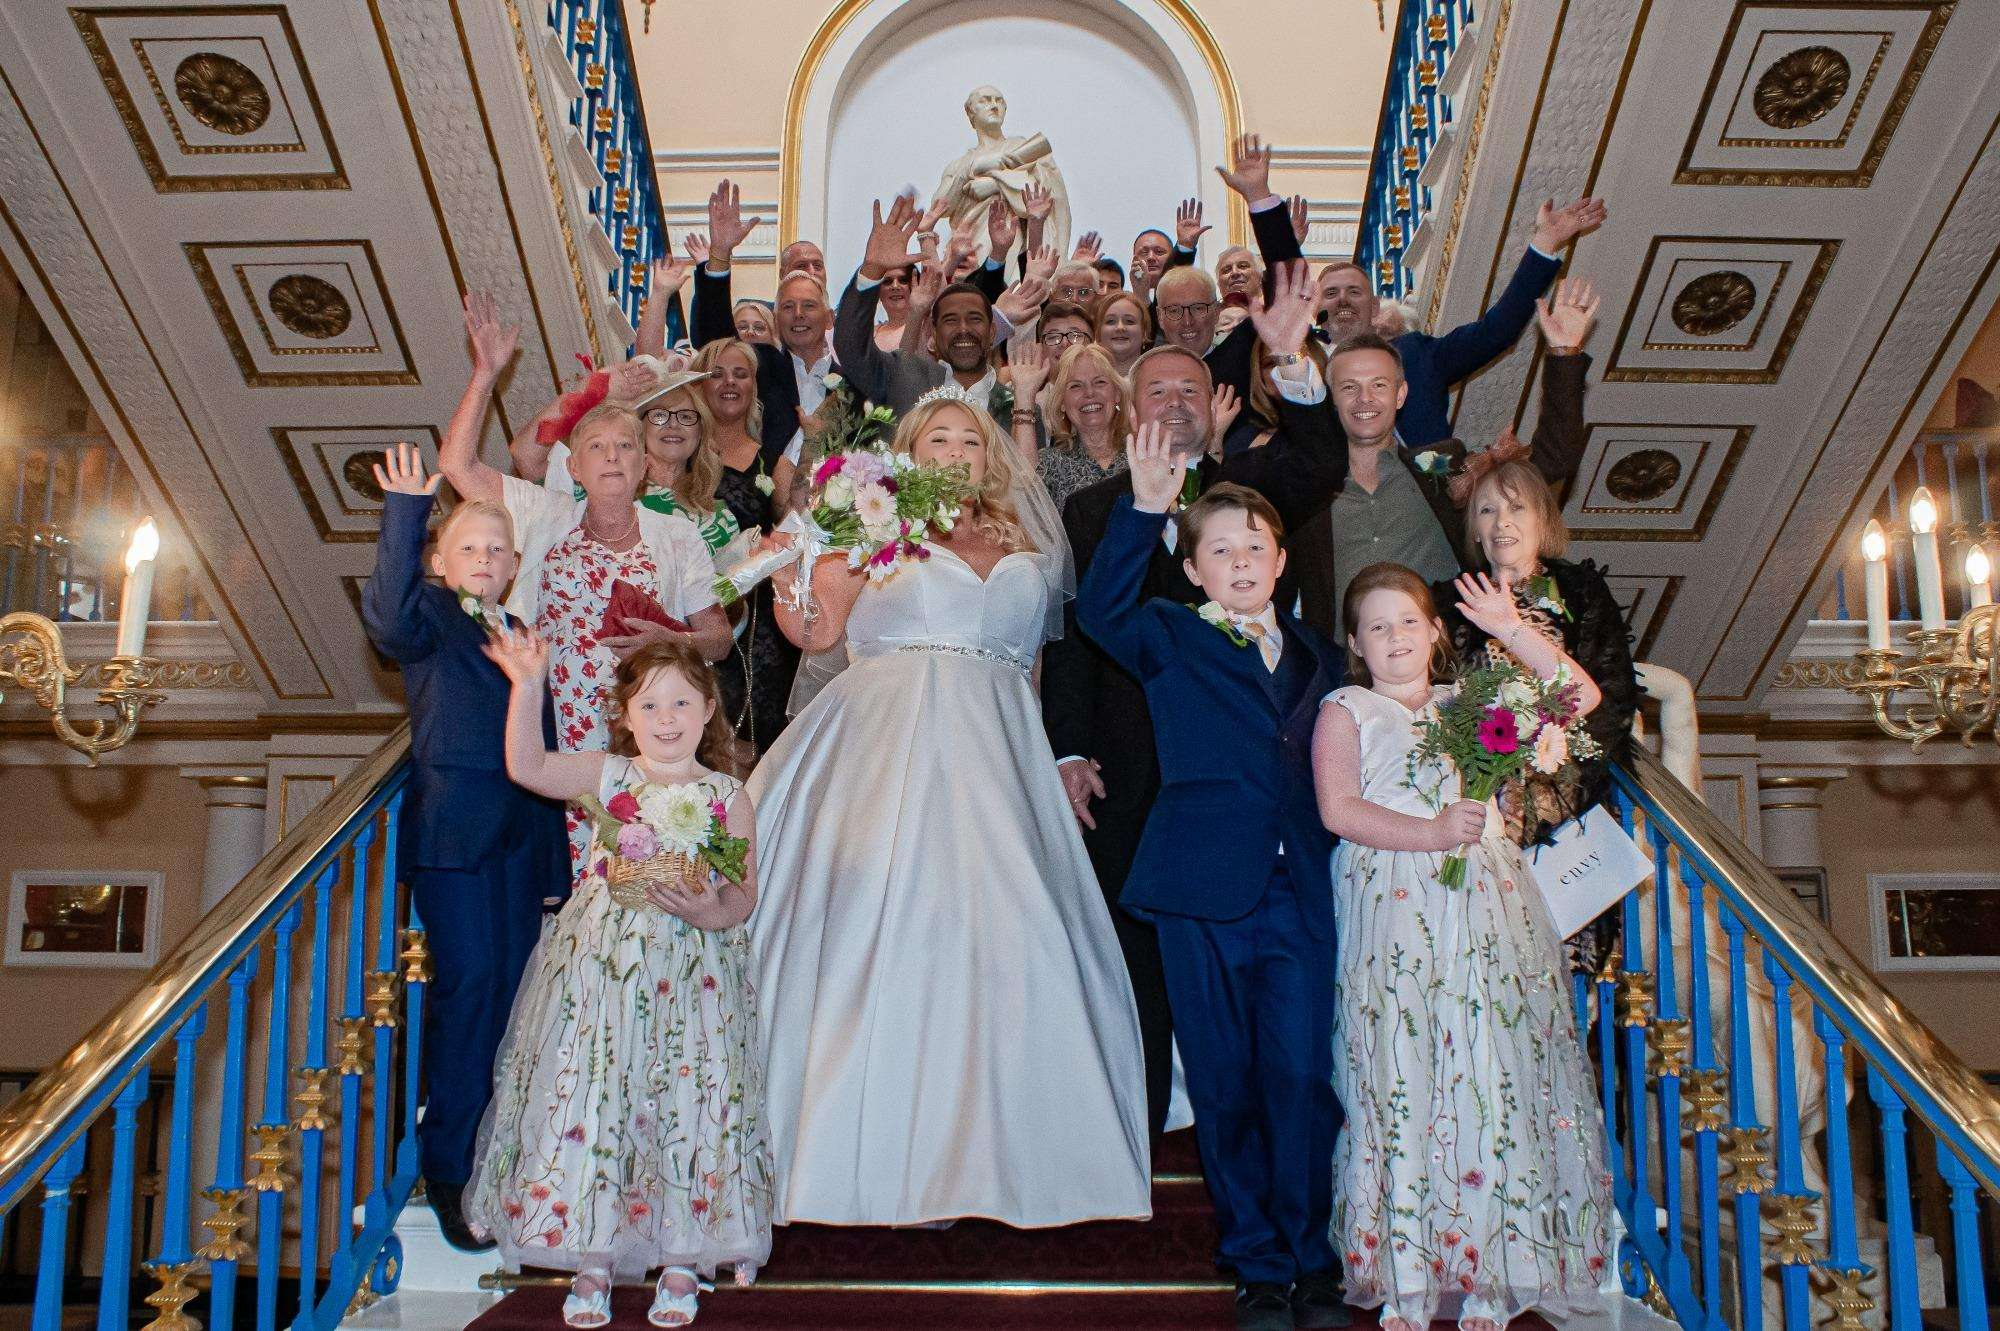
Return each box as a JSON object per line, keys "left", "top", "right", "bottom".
{"left": 1436, "top": 446, "right": 1639, "bottom": 973}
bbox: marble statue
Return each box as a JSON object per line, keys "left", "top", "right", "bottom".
{"left": 933, "top": 86, "right": 1071, "bottom": 266}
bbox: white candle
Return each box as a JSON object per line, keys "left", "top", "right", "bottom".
{"left": 1967, "top": 544, "right": 1993, "bottom": 609}
{"left": 114, "top": 518, "right": 159, "bottom": 658}
{"left": 1861, "top": 519, "right": 1890, "bottom": 651}
{"left": 1908, "top": 488, "right": 1946, "bottom": 631}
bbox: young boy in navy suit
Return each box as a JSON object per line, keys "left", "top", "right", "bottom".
{"left": 361, "top": 443, "right": 566, "bottom": 1252}
{"left": 1076, "top": 424, "right": 1348, "bottom": 1331}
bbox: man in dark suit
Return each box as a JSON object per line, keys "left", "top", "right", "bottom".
{"left": 1043, "top": 263, "right": 1343, "bottom": 1137}
{"left": 1077, "top": 435, "right": 1347, "bottom": 1331}
{"left": 1315, "top": 195, "right": 1605, "bottom": 448}
{"left": 1289, "top": 276, "right": 1598, "bottom": 640}
{"left": 360, "top": 446, "right": 567, "bottom": 1252}
{"left": 689, "top": 180, "right": 839, "bottom": 466}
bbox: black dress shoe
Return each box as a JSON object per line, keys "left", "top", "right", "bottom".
{"left": 1291, "top": 1269, "right": 1355, "bottom": 1328}
{"left": 1236, "top": 1280, "right": 1296, "bottom": 1331}
{"left": 425, "top": 1178, "right": 497, "bottom": 1253}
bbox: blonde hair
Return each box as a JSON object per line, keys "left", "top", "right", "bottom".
{"left": 436, "top": 497, "right": 515, "bottom": 551}
{"left": 1465, "top": 455, "right": 1570, "bottom": 562}
{"left": 890, "top": 396, "right": 1033, "bottom": 554}
{"left": 570, "top": 402, "right": 642, "bottom": 462}
{"left": 691, "top": 340, "right": 764, "bottom": 441}
{"left": 646, "top": 384, "right": 722, "bottom": 515}
{"left": 1043, "top": 342, "right": 1131, "bottom": 450}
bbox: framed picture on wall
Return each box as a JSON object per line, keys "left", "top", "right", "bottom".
{"left": 1869, "top": 873, "right": 2000, "bottom": 973}
{"left": 4, "top": 870, "right": 165, "bottom": 969}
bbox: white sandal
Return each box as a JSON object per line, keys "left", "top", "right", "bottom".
{"left": 562, "top": 1271, "right": 613, "bottom": 1329}
{"left": 647, "top": 1266, "right": 710, "bottom": 1328}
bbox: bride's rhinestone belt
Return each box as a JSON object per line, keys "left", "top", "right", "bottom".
{"left": 894, "top": 642, "right": 1030, "bottom": 675}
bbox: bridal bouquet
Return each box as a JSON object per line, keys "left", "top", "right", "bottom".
{"left": 712, "top": 399, "right": 978, "bottom": 609}
{"left": 580, "top": 786, "right": 751, "bottom": 900}
{"left": 1411, "top": 661, "right": 1602, "bottom": 889}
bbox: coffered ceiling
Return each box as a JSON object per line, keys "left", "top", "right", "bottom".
{"left": 1416, "top": 0, "right": 2000, "bottom": 709}
{"left": 0, "top": 0, "right": 607, "bottom": 712}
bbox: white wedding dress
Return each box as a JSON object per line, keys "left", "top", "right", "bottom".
{"left": 747, "top": 547, "right": 1152, "bottom": 1227}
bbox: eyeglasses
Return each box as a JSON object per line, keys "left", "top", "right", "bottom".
{"left": 1160, "top": 302, "right": 1216, "bottom": 321}
{"left": 1040, "top": 329, "right": 1089, "bottom": 348}
{"left": 644, "top": 408, "right": 701, "bottom": 428}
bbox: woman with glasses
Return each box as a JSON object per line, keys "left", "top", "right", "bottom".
{"left": 733, "top": 299, "right": 777, "bottom": 347}
{"left": 873, "top": 265, "right": 917, "bottom": 351}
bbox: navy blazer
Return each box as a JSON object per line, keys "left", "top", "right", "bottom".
{"left": 691, "top": 266, "right": 839, "bottom": 467}
{"left": 1362, "top": 247, "right": 1561, "bottom": 450}
{"left": 1076, "top": 496, "right": 1344, "bottom": 940}
{"left": 361, "top": 493, "right": 568, "bottom": 891}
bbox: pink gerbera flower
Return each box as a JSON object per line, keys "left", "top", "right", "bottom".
{"left": 1477, "top": 706, "right": 1519, "bottom": 754}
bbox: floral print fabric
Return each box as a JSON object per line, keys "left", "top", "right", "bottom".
{"left": 1325, "top": 685, "right": 1615, "bottom": 1329}
{"left": 466, "top": 760, "right": 772, "bottom": 1280}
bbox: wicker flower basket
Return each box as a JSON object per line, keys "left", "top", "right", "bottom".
{"left": 604, "top": 847, "right": 707, "bottom": 909}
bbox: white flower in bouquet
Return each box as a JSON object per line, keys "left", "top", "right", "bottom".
{"left": 650, "top": 784, "right": 715, "bottom": 853}
{"left": 854, "top": 481, "right": 897, "bottom": 536}
{"left": 821, "top": 474, "right": 856, "bottom": 512}
{"left": 822, "top": 372, "right": 844, "bottom": 393}
{"left": 1531, "top": 722, "right": 1570, "bottom": 775}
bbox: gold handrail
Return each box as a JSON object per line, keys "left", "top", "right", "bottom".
{"left": 0, "top": 723, "right": 412, "bottom": 1202}
{"left": 1624, "top": 744, "right": 2000, "bottom": 1177}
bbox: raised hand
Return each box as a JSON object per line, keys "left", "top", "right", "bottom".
{"left": 1216, "top": 132, "right": 1275, "bottom": 203}
{"left": 372, "top": 440, "right": 440, "bottom": 497}
{"left": 1288, "top": 194, "right": 1310, "bottom": 244}
{"left": 986, "top": 201, "right": 1019, "bottom": 260}
{"left": 482, "top": 626, "right": 549, "bottom": 686}
{"left": 650, "top": 252, "right": 695, "bottom": 297}
{"left": 463, "top": 291, "right": 519, "bottom": 381}
{"left": 918, "top": 196, "right": 951, "bottom": 235}
{"left": 1209, "top": 383, "right": 1241, "bottom": 451}
{"left": 861, "top": 195, "right": 925, "bottom": 279}
{"left": 682, "top": 232, "right": 711, "bottom": 270}
{"left": 1025, "top": 243, "right": 1060, "bottom": 285}
{"left": 1023, "top": 181, "right": 1054, "bottom": 223}
{"left": 1174, "top": 198, "right": 1211, "bottom": 251}
{"left": 942, "top": 215, "right": 980, "bottom": 279}
{"left": 1535, "top": 276, "right": 1599, "bottom": 352}
{"left": 1007, "top": 333, "right": 1050, "bottom": 400}
{"left": 1246, "top": 259, "right": 1315, "bottom": 356}
{"left": 1071, "top": 230, "right": 1103, "bottom": 265}
{"left": 1126, "top": 420, "right": 1187, "bottom": 514}
{"left": 907, "top": 263, "right": 945, "bottom": 320}
{"left": 1430, "top": 800, "right": 1488, "bottom": 850}
{"left": 1453, "top": 571, "right": 1522, "bottom": 641}
{"left": 1529, "top": 196, "right": 1607, "bottom": 253}
{"left": 994, "top": 275, "right": 1049, "bottom": 326}
{"left": 706, "top": 179, "right": 762, "bottom": 261}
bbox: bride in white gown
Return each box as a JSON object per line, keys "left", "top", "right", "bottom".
{"left": 747, "top": 387, "right": 1152, "bottom": 1227}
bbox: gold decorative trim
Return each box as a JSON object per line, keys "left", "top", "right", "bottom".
{"left": 70, "top": 7, "right": 349, "bottom": 193}
{"left": 1671, "top": 269, "right": 1757, "bottom": 336}
{"left": 275, "top": 425, "right": 441, "bottom": 543}
{"left": 139, "top": 1259, "right": 201, "bottom": 1331}
{"left": 1604, "top": 238, "right": 1838, "bottom": 385}
{"left": 183, "top": 240, "right": 417, "bottom": 387}
{"left": 1674, "top": 2, "right": 1954, "bottom": 187}
{"left": 1723, "top": 33, "right": 1889, "bottom": 149}
{"left": 197, "top": 1185, "right": 250, "bottom": 1260}
{"left": 69, "top": 659, "right": 252, "bottom": 690}
{"left": 1421, "top": 0, "right": 1517, "bottom": 333}
{"left": 1683, "top": 1068, "right": 1729, "bottom": 1131}
{"left": 1644, "top": 259, "right": 1789, "bottom": 353}
{"left": 1752, "top": 45, "right": 1852, "bottom": 131}
{"left": 1774, "top": 659, "right": 1869, "bottom": 689}
{"left": 1720, "top": 1124, "right": 1773, "bottom": 1194}
{"left": 778, "top": 0, "right": 1246, "bottom": 250}
{"left": 1572, "top": 425, "right": 1749, "bottom": 543}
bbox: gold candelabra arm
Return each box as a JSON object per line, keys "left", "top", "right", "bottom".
{"left": 0, "top": 612, "right": 163, "bottom": 763}
{"left": 1846, "top": 649, "right": 1942, "bottom": 746}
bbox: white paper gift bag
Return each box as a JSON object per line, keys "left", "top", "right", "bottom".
{"left": 1525, "top": 803, "right": 1654, "bottom": 939}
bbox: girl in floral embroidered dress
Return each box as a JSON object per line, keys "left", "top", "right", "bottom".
{"left": 468, "top": 635, "right": 772, "bottom": 1329}
{"left": 1311, "top": 563, "right": 1615, "bottom": 1331}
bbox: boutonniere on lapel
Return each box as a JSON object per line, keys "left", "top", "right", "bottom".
{"left": 1195, "top": 601, "right": 1253, "bottom": 648}
{"left": 1411, "top": 449, "right": 1451, "bottom": 480}
{"left": 457, "top": 591, "right": 505, "bottom": 631}
{"left": 1522, "top": 573, "right": 1571, "bottom": 622}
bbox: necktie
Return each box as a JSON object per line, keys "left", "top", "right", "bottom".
{"left": 1234, "top": 617, "right": 1280, "bottom": 672}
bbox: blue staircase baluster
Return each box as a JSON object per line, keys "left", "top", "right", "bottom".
{"left": 1648, "top": 815, "right": 1693, "bottom": 1308}
{"left": 1938, "top": 1149, "right": 1991, "bottom": 1331}
{"left": 94, "top": 1071, "right": 151, "bottom": 1331}
{"left": 1618, "top": 799, "right": 1657, "bottom": 1259}
{"left": 255, "top": 900, "right": 304, "bottom": 1331}
{"left": 371, "top": 806, "right": 401, "bottom": 1195}
{"left": 1762, "top": 952, "right": 1813, "bottom": 1331}
{"left": 31, "top": 1139, "right": 86, "bottom": 1331}
{"left": 1867, "top": 1065, "right": 1921, "bottom": 1331}
{"left": 1681, "top": 859, "right": 1726, "bottom": 1331}
{"left": 403, "top": 887, "right": 429, "bottom": 1176}
{"left": 323, "top": 833, "right": 373, "bottom": 1315}
{"left": 208, "top": 949, "right": 261, "bottom": 1331}
{"left": 1813, "top": 1009, "right": 1867, "bottom": 1300}
{"left": 291, "top": 862, "right": 339, "bottom": 1330}
{"left": 1720, "top": 905, "right": 1765, "bottom": 1331}
{"left": 146, "top": 1004, "right": 207, "bottom": 1271}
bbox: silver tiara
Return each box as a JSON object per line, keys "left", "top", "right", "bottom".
{"left": 911, "top": 382, "right": 982, "bottom": 413}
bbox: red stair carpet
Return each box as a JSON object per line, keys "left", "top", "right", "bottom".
{"left": 465, "top": 1132, "right": 1558, "bottom": 1330}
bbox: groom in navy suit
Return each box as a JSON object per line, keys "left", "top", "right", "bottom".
{"left": 360, "top": 445, "right": 567, "bottom": 1251}
{"left": 1077, "top": 423, "right": 1347, "bottom": 1331}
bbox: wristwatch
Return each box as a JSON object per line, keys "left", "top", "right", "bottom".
{"left": 1274, "top": 352, "right": 1306, "bottom": 366}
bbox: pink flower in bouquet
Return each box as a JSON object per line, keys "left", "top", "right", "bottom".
{"left": 1477, "top": 705, "right": 1520, "bottom": 754}
{"left": 854, "top": 481, "right": 896, "bottom": 531}
{"left": 605, "top": 791, "right": 641, "bottom": 822}
{"left": 1531, "top": 723, "right": 1569, "bottom": 774}
{"left": 812, "top": 454, "right": 845, "bottom": 486}
{"left": 844, "top": 450, "right": 890, "bottom": 488}
{"left": 866, "top": 542, "right": 901, "bottom": 570}
{"left": 617, "top": 821, "right": 661, "bottom": 860}
{"left": 710, "top": 799, "right": 728, "bottom": 821}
